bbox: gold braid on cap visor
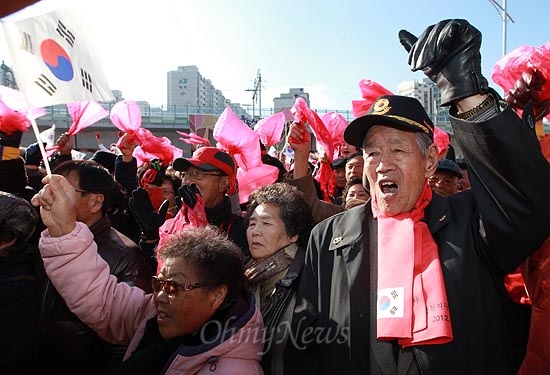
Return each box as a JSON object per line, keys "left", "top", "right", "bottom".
{"left": 385, "top": 115, "right": 432, "bottom": 134}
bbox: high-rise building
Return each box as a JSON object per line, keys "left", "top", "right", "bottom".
{"left": 273, "top": 88, "right": 309, "bottom": 112}
{"left": 167, "top": 65, "right": 230, "bottom": 115}
{"left": 396, "top": 78, "right": 451, "bottom": 132}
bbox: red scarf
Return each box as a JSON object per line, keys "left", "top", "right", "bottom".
{"left": 372, "top": 183, "right": 453, "bottom": 347}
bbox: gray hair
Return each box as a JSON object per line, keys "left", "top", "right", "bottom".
{"left": 361, "top": 130, "right": 434, "bottom": 158}
{"left": 415, "top": 132, "right": 434, "bottom": 157}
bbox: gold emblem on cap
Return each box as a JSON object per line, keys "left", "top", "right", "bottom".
{"left": 372, "top": 98, "right": 391, "bottom": 115}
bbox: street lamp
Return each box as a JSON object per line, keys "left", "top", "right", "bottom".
{"left": 488, "top": 0, "right": 515, "bottom": 56}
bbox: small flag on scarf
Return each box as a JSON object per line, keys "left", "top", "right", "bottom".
{"left": 377, "top": 287, "right": 405, "bottom": 319}
{"left": 2, "top": 8, "right": 114, "bottom": 107}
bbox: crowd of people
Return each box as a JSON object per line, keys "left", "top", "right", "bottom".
{"left": 0, "top": 18, "right": 548, "bottom": 375}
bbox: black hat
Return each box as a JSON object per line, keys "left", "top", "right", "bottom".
{"left": 436, "top": 159, "right": 463, "bottom": 178}
{"left": 24, "top": 142, "right": 46, "bottom": 166}
{"left": 331, "top": 157, "right": 348, "bottom": 170}
{"left": 455, "top": 157, "right": 468, "bottom": 170}
{"left": 344, "top": 95, "right": 434, "bottom": 148}
{"left": 90, "top": 150, "right": 117, "bottom": 174}
{"left": 0, "top": 191, "right": 38, "bottom": 243}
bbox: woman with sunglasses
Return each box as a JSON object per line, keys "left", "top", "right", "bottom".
{"left": 32, "top": 174, "right": 264, "bottom": 374}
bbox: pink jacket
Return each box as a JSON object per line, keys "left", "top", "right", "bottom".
{"left": 40, "top": 222, "right": 264, "bottom": 374}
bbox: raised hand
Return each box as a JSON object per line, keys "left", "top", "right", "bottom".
{"left": 399, "top": 19, "right": 488, "bottom": 106}
{"left": 31, "top": 174, "right": 77, "bottom": 237}
{"left": 286, "top": 122, "right": 312, "bottom": 178}
{"left": 287, "top": 122, "right": 310, "bottom": 155}
{"left": 55, "top": 132, "right": 74, "bottom": 155}
{"left": 118, "top": 132, "right": 138, "bottom": 161}
{"left": 504, "top": 68, "right": 550, "bottom": 121}
{"left": 177, "top": 183, "right": 201, "bottom": 210}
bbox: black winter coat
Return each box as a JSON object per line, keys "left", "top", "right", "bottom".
{"left": 285, "top": 106, "right": 550, "bottom": 375}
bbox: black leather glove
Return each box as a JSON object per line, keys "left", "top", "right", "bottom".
{"left": 504, "top": 68, "right": 550, "bottom": 121}
{"left": 399, "top": 19, "right": 489, "bottom": 106}
{"left": 177, "top": 184, "right": 201, "bottom": 210}
{"left": 128, "top": 187, "right": 169, "bottom": 240}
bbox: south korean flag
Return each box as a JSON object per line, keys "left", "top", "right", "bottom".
{"left": 2, "top": 8, "right": 114, "bottom": 107}
{"left": 377, "top": 287, "right": 405, "bottom": 319}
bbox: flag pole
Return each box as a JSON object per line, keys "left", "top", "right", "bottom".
{"left": 30, "top": 117, "right": 52, "bottom": 175}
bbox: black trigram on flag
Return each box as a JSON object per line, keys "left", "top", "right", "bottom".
{"left": 19, "top": 31, "right": 34, "bottom": 54}
{"left": 56, "top": 20, "right": 75, "bottom": 47}
{"left": 390, "top": 306, "right": 398, "bottom": 315}
{"left": 391, "top": 290, "right": 399, "bottom": 299}
{"left": 81, "top": 68, "right": 93, "bottom": 93}
{"left": 35, "top": 74, "right": 57, "bottom": 96}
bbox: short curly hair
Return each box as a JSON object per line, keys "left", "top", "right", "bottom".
{"left": 157, "top": 226, "right": 246, "bottom": 309}
{"left": 246, "top": 182, "right": 313, "bottom": 248}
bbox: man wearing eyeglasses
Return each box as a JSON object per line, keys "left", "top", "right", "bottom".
{"left": 36, "top": 159, "right": 153, "bottom": 374}
{"left": 427, "top": 159, "right": 463, "bottom": 197}
{"left": 172, "top": 147, "right": 250, "bottom": 259}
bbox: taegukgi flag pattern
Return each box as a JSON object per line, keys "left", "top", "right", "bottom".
{"left": 2, "top": 9, "right": 114, "bottom": 107}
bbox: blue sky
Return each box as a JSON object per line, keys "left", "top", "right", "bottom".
{"left": 1, "top": 0, "right": 548, "bottom": 112}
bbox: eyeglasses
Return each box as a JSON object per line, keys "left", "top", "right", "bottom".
{"left": 428, "top": 176, "right": 457, "bottom": 187}
{"left": 151, "top": 276, "right": 210, "bottom": 297}
{"left": 180, "top": 169, "right": 224, "bottom": 180}
{"left": 74, "top": 189, "right": 102, "bottom": 196}
{"left": 74, "top": 189, "right": 94, "bottom": 196}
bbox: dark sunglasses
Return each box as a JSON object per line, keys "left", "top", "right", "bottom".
{"left": 151, "top": 276, "right": 210, "bottom": 297}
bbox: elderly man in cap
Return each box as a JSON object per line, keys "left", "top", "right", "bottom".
{"left": 285, "top": 19, "right": 550, "bottom": 375}
{"left": 171, "top": 147, "right": 248, "bottom": 256}
{"left": 330, "top": 157, "right": 348, "bottom": 204}
{"left": 428, "top": 158, "right": 463, "bottom": 197}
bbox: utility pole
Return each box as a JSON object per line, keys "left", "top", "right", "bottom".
{"left": 257, "top": 69, "right": 262, "bottom": 118}
{"left": 488, "top": 0, "right": 515, "bottom": 56}
{"left": 245, "top": 69, "right": 262, "bottom": 119}
{"left": 244, "top": 88, "right": 255, "bottom": 118}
